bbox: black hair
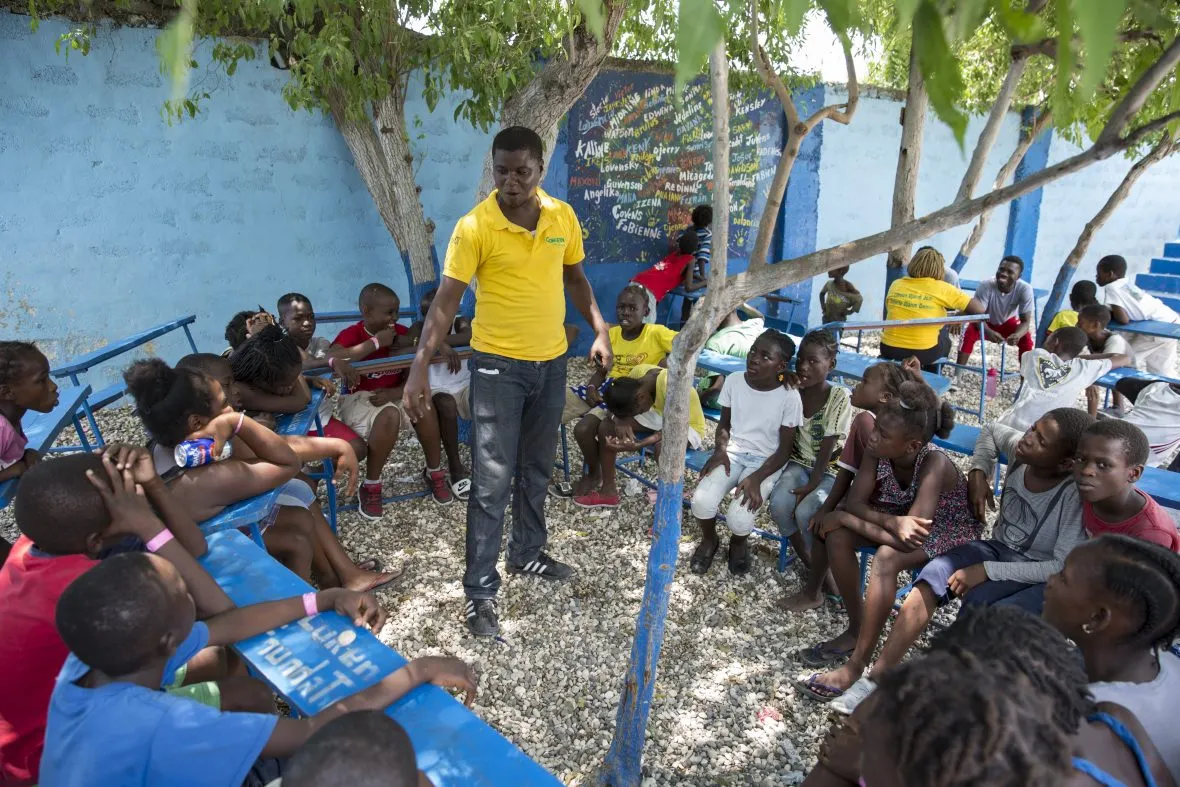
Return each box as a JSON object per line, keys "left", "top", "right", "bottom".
{"left": 691, "top": 205, "right": 713, "bottom": 228}
{"left": 224, "top": 310, "right": 255, "bottom": 350}
{"left": 799, "top": 329, "right": 838, "bottom": 362}
{"left": 1097, "top": 255, "right": 1128, "bottom": 278}
{"left": 603, "top": 376, "right": 646, "bottom": 420}
{"left": 868, "top": 650, "right": 1073, "bottom": 786}
{"left": 284, "top": 711, "right": 418, "bottom": 787}
{"left": 1070, "top": 280, "right": 1098, "bottom": 309}
{"left": 229, "top": 324, "right": 303, "bottom": 390}
{"left": 1083, "top": 534, "right": 1180, "bottom": 649}
{"left": 1082, "top": 419, "right": 1150, "bottom": 466}
{"left": 491, "top": 126, "right": 544, "bottom": 165}
{"left": 1043, "top": 407, "right": 1096, "bottom": 460}
{"left": 868, "top": 362, "right": 909, "bottom": 400}
{"left": 677, "top": 231, "right": 699, "bottom": 255}
{"left": 928, "top": 605, "right": 1093, "bottom": 731}
{"left": 0, "top": 341, "right": 46, "bottom": 391}
{"left": 124, "top": 358, "right": 217, "bottom": 447}
{"left": 277, "top": 292, "right": 311, "bottom": 316}
{"left": 56, "top": 553, "right": 177, "bottom": 677}
{"left": 13, "top": 453, "right": 110, "bottom": 554}
{"left": 879, "top": 380, "right": 954, "bottom": 442}
{"left": 619, "top": 282, "right": 650, "bottom": 308}
{"left": 176, "top": 353, "right": 231, "bottom": 381}
{"left": 1078, "top": 303, "right": 1112, "bottom": 328}
{"left": 359, "top": 282, "right": 398, "bottom": 311}
{"left": 1000, "top": 254, "right": 1025, "bottom": 273}
{"left": 757, "top": 329, "right": 796, "bottom": 364}
{"left": 1048, "top": 326, "right": 1089, "bottom": 357}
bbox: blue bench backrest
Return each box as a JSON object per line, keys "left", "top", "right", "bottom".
{"left": 51, "top": 316, "right": 198, "bottom": 376}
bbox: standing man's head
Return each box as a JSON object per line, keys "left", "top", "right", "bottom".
{"left": 491, "top": 126, "right": 544, "bottom": 211}
{"left": 1096, "top": 254, "right": 1128, "bottom": 286}
{"left": 691, "top": 205, "right": 713, "bottom": 229}
{"left": 995, "top": 256, "right": 1024, "bottom": 293}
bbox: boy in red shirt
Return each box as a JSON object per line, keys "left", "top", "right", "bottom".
{"left": 631, "top": 231, "right": 703, "bottom": 315}
{"left": 0, "top": 449, "right": 270, "bottom": 785}
{"left": 331, "top": 283, "right": 449, "bottom": 519}
{"left": 1075, "top": 420, "right": 1180, "bottom": 551}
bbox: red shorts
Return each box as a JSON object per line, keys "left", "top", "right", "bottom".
{"left": 960, "top": 316, "right": 1033, "bottom": 358}
{"left": 312, "top": 416, "right": 360, "bottom": 443}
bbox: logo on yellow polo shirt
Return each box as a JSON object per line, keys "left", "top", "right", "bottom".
{"left": 545, "top": 236, "right": 566, "bottom": 245}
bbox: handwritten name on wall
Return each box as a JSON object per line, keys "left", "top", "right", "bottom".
{"left": 567, "top": 71, "right": 783, "bottom": 265}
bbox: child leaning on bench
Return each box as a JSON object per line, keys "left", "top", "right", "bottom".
{"left": 0, "top": 341, "right": 60, "bottom": 566}
{"left": 38, "top": 468, "right": 477, "bottom": 787}
{"left": 0, "top": 451, "right": 274, "bottom": 785}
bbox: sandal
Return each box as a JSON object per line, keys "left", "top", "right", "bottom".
{"left": 356, "top": 565, "right": 406, "bottom": 593}
{"left": 549, "top": 482, "right": 575, "bottom": 498}
{"left": 450, "top": 477, "right": 471, "bottom": 502}
{"left": 797, "top": 673, "right": 846, "bottom": 703}
{"left": 799, "top": 641, "right": 855, "bottom": 668}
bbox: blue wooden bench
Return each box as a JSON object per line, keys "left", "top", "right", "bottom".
{"left": 199, "top": 529, "right": 561, "bottom": 786}
{"left": 0, "top": 385, "right": 92, "bottom": 508}
{"left": 315, "top": 309, "right": 419, "bottom": 324}
{"left": 50, "top": 315, "right": 199, "bottom": 449}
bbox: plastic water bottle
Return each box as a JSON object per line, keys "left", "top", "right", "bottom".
{"left": 985, "top": 368, "right": 998, "bottom": 399}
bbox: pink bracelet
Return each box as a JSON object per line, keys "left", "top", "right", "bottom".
{"left": 302, "top": 592, "right": 319, "bottom": 617}
{"left": 328, "top": 357, "right": 337, "bottom": 370}
{"left": 145, "top": 530, "right": 174, "bottom": 553}
{"left": 232, "top": 411, "right": 245, "bottom": 436}
{"left": 370, "top": 336, "right": 381, "bottom": 352}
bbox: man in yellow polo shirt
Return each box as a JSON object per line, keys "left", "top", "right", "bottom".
{"left": 403, "top": 126, "right": 612, "bottom": 637}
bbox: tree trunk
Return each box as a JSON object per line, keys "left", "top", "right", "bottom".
{"left": 952, "top": 109, "right": 1052, "bottom": 272}
{"left": 883, "top": 45, "right": 928, "bottom": 314}
{"left": 331, "top": 95, "right": 438, "bottom": 293}
{"left": 1037, "top": 135, "right": 1176, "bottom": 344}
{"left": 598, "top": 39, "right": 732, "bottom": 787}
{"left": 475, "top": 2, "right": 629, "bottom": 201}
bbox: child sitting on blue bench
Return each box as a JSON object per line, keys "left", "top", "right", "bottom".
{"left": 283, "top": 711, "right": 424, "bottom": 787}
{"left": 331, "top": 283, "right": 450, "bottom": 517}
{"left": 0, "top": 451, "right": 274, "bottom": 785}
{"left": 223, "top": 307, "right": 276, "bottom": 357}
{"left": 277, "top": 292, "right": 361, "bottom": 384}
{"left": 41, "top": 549, "right": 478, "bottom": 786}
{"left": 0, "top": 341, "right": 60, "bottom": 565}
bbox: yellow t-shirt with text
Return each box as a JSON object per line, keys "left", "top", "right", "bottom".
{"left": 881, "top": 277, "right": 972, "bottom": 350}
{"left": 627, "top": 364, "right": 708, "bottom": 438}
{"left": 609, "top": 324, "right": 677, "bottom": 379}
{"left": 442, "top": 188, "right": 585, "bottom": 361}
{"left": 1047, "top": 310, "right": 1079, "bottom": 333}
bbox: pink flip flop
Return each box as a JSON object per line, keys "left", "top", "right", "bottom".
{"left": 573, "top": 491, "right": 620, "bottom": 509}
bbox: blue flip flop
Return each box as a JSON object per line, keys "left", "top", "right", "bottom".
{"left": 798, "top": 673, "right": 847, "bottom": 703}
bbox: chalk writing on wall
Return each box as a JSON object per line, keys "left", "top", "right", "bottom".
{"left": 567, "top": 70, "right": 783, "bottom": 265}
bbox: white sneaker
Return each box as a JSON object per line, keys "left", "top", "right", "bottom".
{"left": 831, "top": 676, "right": 876, "bottom": 715}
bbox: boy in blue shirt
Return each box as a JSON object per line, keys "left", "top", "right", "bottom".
{"left": 41, "top": 531, "right": 477, "bottom": 785}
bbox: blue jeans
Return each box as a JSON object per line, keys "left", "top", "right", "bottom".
{"left": 768, "top": 462, "right": 834, "bottom": 543}
{"left": 463, "top": 351, "right": 567, "bottom": 600}
{"left": 914, "top": 539, "right": 1046, "bottom": 615}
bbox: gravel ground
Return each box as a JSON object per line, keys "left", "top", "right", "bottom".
{"left": 0, "top": 340, "right": 1041, "bottom": 785}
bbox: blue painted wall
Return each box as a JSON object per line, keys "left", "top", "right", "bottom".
{"left": 1004, "top": 107, "right": 1053, "bottom": 283}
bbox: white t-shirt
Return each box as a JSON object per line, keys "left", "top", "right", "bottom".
{"left": 1089, "top": 651, "right": 1180, "bottom": 782}
{"left": 1100, "top": 279, "right": 1180, "bottom": 324}
{"left": 1103, "top": 333, "right": 1135, "bottom": 361}
{"left": 1125, "top": 382, "right": 1180, "bottom": 466}
{"left": 998, "top": 349, "right": 1112, "bottom": 431}
{"left": 718, "top": 373, "right": 803, "bottom": 458}
{"left": 427, "top": 318, "right": 471, "bottom": 395}
{"left": 975, "top": 277, "right": 1036, "bottom": 324}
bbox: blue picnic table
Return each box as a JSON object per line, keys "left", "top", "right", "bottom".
{"left": 51, "top": 315, "right": 199, "bottom": 449}
{"left": 695, "top": 348, "right": 952, "bottom": 397}
{"left": 1109, "top": 320, "right": 1180, "bottom": 340}
{"left": 0, "top": 385, "right": 92, "bottom": 508}
{"left": 200, "top": 529, "right": 562, "bottom": 786}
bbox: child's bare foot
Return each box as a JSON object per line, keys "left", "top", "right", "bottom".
{"left": 343, "top": 565, "right": 405, "bottom": 593}
{"left": 777, "top": 590, "right": 824, "bottom": 613}
{"left": 572, "top": 473, "right": 601, "bottom": 497}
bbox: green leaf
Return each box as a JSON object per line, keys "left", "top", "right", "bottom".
{"left": 1053, "top": 0, "right": 1076, "bottom": 124}
{"left": 156, "top": 0, "right": 196, "bottom": 104}
{"left": 894, "top": 0, "right": 921, "bottom": 28}
{"left": 1072, "top": 0, "right": 1127, "bottom": 100}
{"left": 912, "top": 0, "right": 967, "bottom": 145}
{"left": 576, "top": 0, "right": 606, "bottom": 40}
{"left": 674, "top": 0, "right": 725, "bottom": 92}
{"left": 818, "top": 0, "right": 860, "bottom": 34}
{"left": 948, "top": 0, "right": 988, "bottom": 43}
{"left": 1126, "top": 0, "right": 1169, "bottom": 29}
{"left": 780, "top": 0, "right": 811, "bottom": 35}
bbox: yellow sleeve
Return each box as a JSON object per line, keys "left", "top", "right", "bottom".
{"left": 687, "top": 388, "right": 707, "bottom": 437}
{"left": 564, "top": 207, "right": 586, "bottom": 267}
{"left": 656, "top": 325, "right": 678, "bottom": 354}
{"left": 1048, "top": 311, "right": 1075, "bottom": 332}
{"left": 936, "top": 281, "right": 973, "bottom": 311}
{"left": 442, "top": 216, "right": 481, "bottom": 285}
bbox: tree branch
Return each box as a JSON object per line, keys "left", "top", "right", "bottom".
{"left": 1098, "top": 35, "right": 1180, "bottom": 144}
{"left": 803, "top": 38, "right": 859, "bottom": 129}
{"left": 1013, "top": 28, "right": 1163, "bottom": 61}
{"left": 955, "top": 54, "right": 1027, "bottom": 202}
{"left": 750, "top": 0, "right": 798, "bottom": 131}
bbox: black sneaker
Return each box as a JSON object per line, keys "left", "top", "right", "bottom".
{"left": 506, "top": 552, "right": 575, "bottom": 581}
{"left": 465, "top": 598, "right": 499, "bottom": 637}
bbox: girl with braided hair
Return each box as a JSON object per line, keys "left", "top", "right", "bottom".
{"left": 1045, "top": 534, "right": 1180, "bottom": 781}
{"left": 0, "top": 341, "right": 60, "bottom": 564}
{"left": 799, "top": 380, "right": 980, "bottom": 705}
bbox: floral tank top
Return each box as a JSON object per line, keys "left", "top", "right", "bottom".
{"left": 872, "top": 443, "right": 980, "bottom": 557}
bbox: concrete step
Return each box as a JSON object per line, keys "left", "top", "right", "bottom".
{"left": 1136, "top": 272, "right": 1180, "bottom": 295}
{"left": 1150, "top": 257, "right": 1180, "bottom": 275}
{"left": 1165, "top": 241, "right": 1180, "bottom": 258}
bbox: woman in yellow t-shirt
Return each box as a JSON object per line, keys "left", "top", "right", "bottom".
{"left": 880, "top": 247, "right": 985, "bottom": 371}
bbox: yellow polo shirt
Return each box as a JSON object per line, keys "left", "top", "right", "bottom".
{"left": 442, "top": 188, "right": 585, "bottom": 361}
{"left": 628, "top": 364, "right": 708, "bottom": 439}
{"left": 881, "top": 277, "right": 973, "bottom": 350}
